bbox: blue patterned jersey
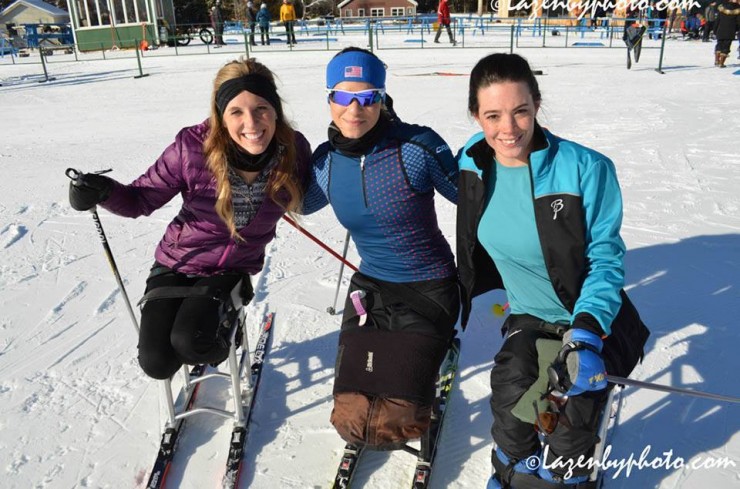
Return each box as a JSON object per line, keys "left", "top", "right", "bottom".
{"left": 304, "top": 121, "right": 458, "bottom": 283}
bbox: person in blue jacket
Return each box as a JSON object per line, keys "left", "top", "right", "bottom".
{"left": 256, "top": 3, "right": 271, "bottom": 46}
{"left": 303, "top": 47, "right": 460, "bottom": 450}
{"left": 456, "top": 53, "right": 649, "bottom": 488}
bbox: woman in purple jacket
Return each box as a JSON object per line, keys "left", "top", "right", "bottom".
{"left": 68, "top": 58, "right": 311, "bottom": 379}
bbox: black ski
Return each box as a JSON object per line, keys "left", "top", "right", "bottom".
{"left": 222, "top": 311, "right": 275, "bottom": 488}
{"left": 146, "top": 363, "right": 207, "bottom": 489}
{"left": 332, "top": 444, "right": 365, "bottom": 489}
{"left": 411, "top": 337, "right": 461, "bottom": 489}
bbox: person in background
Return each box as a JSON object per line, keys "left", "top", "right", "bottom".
{"left": 704, "top": 2, "right": 719, "bottom": 42}
{"left": 681, "top": 12, "right": 703, "bottom": 39}
{"left": 715, "top": 0, "right": 740, "bottom": 67}
{"left": 246, "top": 1, "right": 258, "bottom": 46}
{"left": 280, "top": 0, "right": 297, "bottom": 46}
{"left": 68, "top": 58, "right": 311, "bottom": 380}
{"left": 256, "top": 2, "right": 271, "bottom": 45}
{"left": 456, "top": 53, "right": 649, "bottom": 489}
{"left": 210, "top": 0, "right": 226, "bottom": 46}
{"left": 434, "top": 0, "right": 456, "bottom": 45}
{"left": 303, "top": 47, "right": 460, "bottom": 451}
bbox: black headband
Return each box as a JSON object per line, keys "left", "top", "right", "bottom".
{"left": 216, "top": 74, "right": 282, "bottom": 118}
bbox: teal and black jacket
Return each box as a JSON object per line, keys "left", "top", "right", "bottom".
{"left": 456, "top": 124, "right": 649, "bottom": 376}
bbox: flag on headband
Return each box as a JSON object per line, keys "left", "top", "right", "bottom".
{"left": 344, "top": 66, "right": 363, "bottom": 78}
{"left": 326, "top": 51, "right": 386, "bottom": 89}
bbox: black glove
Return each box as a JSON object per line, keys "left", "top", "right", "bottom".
{"left": 68, "top": 172, "right": 114, "bottom": 211}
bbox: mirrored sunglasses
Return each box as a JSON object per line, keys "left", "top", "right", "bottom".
{"left": 326, "top": 88, "right": 385, "bottom": 107}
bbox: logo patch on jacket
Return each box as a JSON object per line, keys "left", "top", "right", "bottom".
{"left": 436, "top": 144, "right": 449, "bottom": 154}
{"left": 551, "top": 199, "right": 564, "bottom": 220}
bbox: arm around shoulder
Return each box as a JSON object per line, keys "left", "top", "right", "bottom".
{"left": 402, "top": 126, "right": 459, "bottom": 203}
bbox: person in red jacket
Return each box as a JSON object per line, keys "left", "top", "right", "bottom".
{"left": 434, "top": 0, "right": 456, "bottom": 45}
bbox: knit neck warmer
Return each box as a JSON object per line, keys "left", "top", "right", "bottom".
{"left": 328, "top": 113, "right": 390, "bottom": 157}
{"left": 227, "top": 138, "right": 277, "bottom": 172}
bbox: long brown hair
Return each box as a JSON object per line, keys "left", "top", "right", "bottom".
{"left": 204, "top": 57, "right": 302, "bottom": 239}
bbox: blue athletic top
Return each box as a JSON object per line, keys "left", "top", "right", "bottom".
{"left": 304, "top": 121, "right": 458, "bottom": 283}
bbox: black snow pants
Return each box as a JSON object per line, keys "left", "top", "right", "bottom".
{"left": 490, "top": 314, "right": 609, "bottom": 481}
{"left": 137, "top": 263, "right": 249, "bottom": 380}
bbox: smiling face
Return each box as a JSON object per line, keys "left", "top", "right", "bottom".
{"left": 222, "top": 90, "right": 277, "bottom": 155}
{"left": 329, "top": 81, "right": 382, "bottom": 140}
{"left": 473, "top": 80, "right": 540, "bottom": 167}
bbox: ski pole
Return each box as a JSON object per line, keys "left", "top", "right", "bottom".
{"left": 606, "top": 375, "right": 740, "bottom": 404}
{"left": 281, "top": 215, "right": 358, "bottom": 272}
{"left": 326, "top": 230, "right": 351, "bottom": 315}
{"left": 66, "top": 168, "right": 140, "bottom": 334}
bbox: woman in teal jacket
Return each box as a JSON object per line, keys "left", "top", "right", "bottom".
{"left": 456, "top": 53, "right": 649, "bottom": 488}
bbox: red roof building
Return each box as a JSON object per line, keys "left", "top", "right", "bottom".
{"left": 337, "top": 0, "right": 418, "bottom": 18}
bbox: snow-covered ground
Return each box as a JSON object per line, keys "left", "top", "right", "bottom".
{"left": 1, "top": 33, "right": 739, "bottom": 489}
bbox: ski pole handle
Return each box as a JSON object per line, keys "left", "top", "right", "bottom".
{"left": 65, "top": 167, "right": 82, "bottom": 182}
{"left": 65, "top": 167, "right": 113, "bottom": 186}
{"left": 350, "top": 290, "right": 367, "bottom": 326}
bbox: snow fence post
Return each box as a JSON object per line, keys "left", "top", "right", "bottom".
{"left": 542, "top": 17, "right": 547, "bottom": 48}
{"left": 368, "top": 22, "right": 374, "bottom": 53}
{"left": 655, "top": 21, "right": 667, "bottom": 74}
{"left": 38, "top": 47, "right": 56, "bottom": 83}
{"left": 510, "top": 23, "right": 515, "bottom": 54}
{"left": 134, "top": 41, "right": 149, "bottom": 79}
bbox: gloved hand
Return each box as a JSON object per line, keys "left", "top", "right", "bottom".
{"left": 548, "top": 328, "right": 607, "bottom": 396}
{"left": 68, "top": 172, "right": 113, "bottom": 211}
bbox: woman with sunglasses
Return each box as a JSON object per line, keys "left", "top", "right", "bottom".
{"left": 68, "top": 57, "right": 311, "bottom": 380}
{"left": 303, "top": 47, "right": 460, "bottom": 451}
{"left": 456, "top": 53, "right": 649, "bottom": 488}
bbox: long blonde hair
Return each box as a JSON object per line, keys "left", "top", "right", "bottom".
{"left": 204, "top": 57, "right": 302, "bottom": 239}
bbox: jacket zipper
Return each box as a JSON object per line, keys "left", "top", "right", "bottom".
{"left": 526, "top": 160, "right": 569, "bottom": 312}
{"left": 360, "top": 155, "right": 368, "bottom": 207}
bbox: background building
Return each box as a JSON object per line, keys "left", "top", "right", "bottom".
{"left": 0, "top": 0, "right": 70, "bottom": 26}
{"left": 338, "top": 0, "right": 417, "bottom": 18}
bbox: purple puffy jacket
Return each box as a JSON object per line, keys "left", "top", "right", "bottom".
{"left": 101, "top": 120, "right": 311, "bottom": 276}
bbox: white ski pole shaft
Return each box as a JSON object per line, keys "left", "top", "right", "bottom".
{"left": 606, "top": 375, "right": 740, "bottom": 404}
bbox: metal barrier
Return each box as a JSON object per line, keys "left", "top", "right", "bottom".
{"left": 1, "top": 17, "right": 671, "bottom": 80}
